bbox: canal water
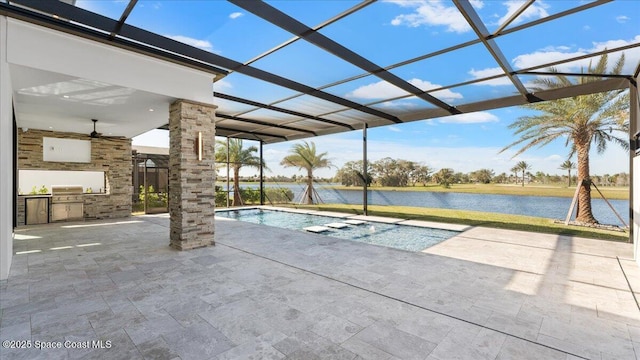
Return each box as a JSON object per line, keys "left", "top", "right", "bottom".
{"left": 229, "top": 183, "right": 629, "bottom": 227}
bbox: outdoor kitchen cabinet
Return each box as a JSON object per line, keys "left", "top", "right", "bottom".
{"left": 51, "top": 202, "right": 84, "bottom": 222}
{"left": 25, "top": 197, "right": 49, "bottom": 225}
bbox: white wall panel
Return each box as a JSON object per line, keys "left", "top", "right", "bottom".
{"left": 0, "top": 16, "right": 14, "bottom": 280}
{"left": 43, "top": 137, "right": 91, "bottom": 163}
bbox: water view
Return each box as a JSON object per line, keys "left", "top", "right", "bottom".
{"left": 228, "top": 183, "right": 628, "bottom": 227}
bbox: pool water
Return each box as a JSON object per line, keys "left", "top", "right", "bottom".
{"left": 216, "top": 208, "right": 459, "bottom": 252}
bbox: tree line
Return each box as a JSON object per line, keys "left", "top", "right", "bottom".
{"left": 333, "top": 157, "right": 629, "bottom": 188}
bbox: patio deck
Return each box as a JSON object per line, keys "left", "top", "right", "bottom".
{"left": 1, "top": 214, "right": 639, "bottom": 359}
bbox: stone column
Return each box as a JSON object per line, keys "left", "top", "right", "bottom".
{"left": 169, "top": 100, "right": 216, "bottom": 250}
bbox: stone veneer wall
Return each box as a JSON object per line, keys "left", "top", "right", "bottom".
{"left": 16, "top": 198, "right": 24, "bottom": 226}
{"left": 169, "top": 100, "right": 216, "bottom": 250}
{"left": 17, "top": 129, "right": 132, "bottom": 225}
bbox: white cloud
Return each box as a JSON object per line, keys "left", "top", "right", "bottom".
{"left": 379, "top": 99, "right": 420, "bottom": 109}
{"left": 229, "top": 12, "right": 244, "bottom": 20}
{"left": 386, "top": 0, "right": 550, "bottom": 34}
{"left": 388, "top": 126, "right": 402, "bottom": 132}
{"left": 410, "top": 79, "right": 463, "bottom": 101}
{"left": 497, "top": 0, "right": 549, "bottom": 27}
{"left": 347, "top": 81, "right": 407, "bottom": 99}
{"left": 544, "top": 154, "right": 564, "bottom": 162}
{"left": 437, "top": 111, "right": 499, "bottom": 124}
{"left": 616, "top": 15, "right": 629, "bottom": 23}
{"left": 512, "top": 50, "right": 586, "bottom": 71}
{"left": 468, "top": 67, "right": 513, "bottom": 86}
{"left": 386, "top": 0, "right": 472, "bottom": 33}
{"left": 166, "top": 35, "right": 213, "bottom": 52}
{"left": 512, "top": 35, "right": 640, "bottom": 74}
{"left": 540, "top": 45, "right": 571, "bottom": 52}
{"left": 346, "top": 79, "right": 462, "bottom": 102}
{"left": 591, "top": 35, "right": 640, "bottom": 53}
{"left": 589, "top": 146, "right": 628, "bottom": 175}
{"left": 214, "top": 79, "right": 232, "bottom": 91}
{"left": 469, "top": 0, "right": 485, "bottom": 10}
{"left": 583, "top": 25, "right": 591, "bottom": 31}
{"left": 384, "top": 0, "right": 416, "bottom": 8}
{"left": 469, "top": 67, "right": 501, "bottom": 77}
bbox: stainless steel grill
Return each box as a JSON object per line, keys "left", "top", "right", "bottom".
{"left": 51, "top": 185, "right": 84, "bottom": 222}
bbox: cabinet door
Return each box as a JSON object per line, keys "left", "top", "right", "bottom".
{"left": 67, "top": 204, "right": 84, "bottom": 220}
{"left": 51, "top": 203, "right": 68, "bottom": 222}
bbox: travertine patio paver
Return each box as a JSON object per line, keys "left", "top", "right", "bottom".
{"left": 0, "top": 214, "right": 638, "bottom": 360}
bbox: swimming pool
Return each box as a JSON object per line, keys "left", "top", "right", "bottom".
{"left": 215, "top": 208, "right": 461, "bottom": 252}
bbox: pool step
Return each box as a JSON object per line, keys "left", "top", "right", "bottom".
{"left": 325, "top": 222, "right": 350, "bottom": 229}
{"left": 303, "top": 225, "right": 331, "bottom": 233}
{"left": 343, "top": 219, "right": 366, "bottom": 225}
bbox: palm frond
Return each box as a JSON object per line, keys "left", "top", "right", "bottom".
{"left": 280, "top": 140, "right": 332, "bottom": 173}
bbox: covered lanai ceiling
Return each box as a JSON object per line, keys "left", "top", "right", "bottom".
{"left": 2, "top": 0, "right": 639, "bottom": 144}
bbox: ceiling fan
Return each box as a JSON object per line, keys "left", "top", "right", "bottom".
{"left": 90, "top": 119, "right": 101, "bottom": 138}
{"left": 89, "top": 119, "right": 124, "bottom": 140}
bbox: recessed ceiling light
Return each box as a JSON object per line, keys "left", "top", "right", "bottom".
{"left": 148, "top": 108, "right": 154, "bottom": 112}
{"left": 63, "top": 95, "right": 70, "bottom": 99}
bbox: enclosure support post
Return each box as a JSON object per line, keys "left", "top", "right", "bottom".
{"left": 260, "top": 140, "right": 264, "bottom": 206}
{"left": 363, "top": 122, "right": 368, "bottom": 216}
{"left": 226, "top": 136, "right": 230, "bottom": 208}
{"left": 143, "top": 157, "right": 147, "bottom": 214}
{"left": 133, "top": 152, "right": 139, "bottom": 206}
{"left": 630, "top": 78, "right": 638, "bottom": 244}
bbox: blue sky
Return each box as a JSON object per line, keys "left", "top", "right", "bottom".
{"left": 79, "top": 0, "right": 639, "bottom": 178}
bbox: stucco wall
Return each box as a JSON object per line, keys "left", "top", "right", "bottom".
{"left": 0, "top": 16, "right": 13, "bottom": 280}
{"left": 17, "top": 129, "right": 132, "bottom": 225}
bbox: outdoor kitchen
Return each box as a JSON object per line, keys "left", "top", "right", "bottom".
{"left": 16, "top": 128, "right": 132, "bottom": 226}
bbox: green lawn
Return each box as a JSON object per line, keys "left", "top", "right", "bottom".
{"left": 327, "top": 183, "right": 629, "bottom": 200}
{"left": 284, "top": 203, "right": 629, "bottom": 242}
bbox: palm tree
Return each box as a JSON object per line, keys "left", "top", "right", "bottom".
{"left": 215, "top": 139, "right": 264, "bottom": 206}
{"left": 516, "top": 161, "right": 531, "bottom": 187}
{"left": 559, "top": 160, "right": 576, "bottom": 187}
{"left": 281, "top": 141, "right": 332, "bottom": 204}
{"left": 501, "top": 53, "right": 629, "bottom": 223}
{"left": 510, "top": 165, "right": 519, "bottom": 184}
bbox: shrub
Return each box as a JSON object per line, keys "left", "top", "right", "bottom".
{"left": 264, "top": 187, "right": 294, "bottom": 203}
{"left": 138, "top": 185, "right": 167, "bottom": 208}
{"left": 215, "top": 186, "right": 230, "bottom": 207}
